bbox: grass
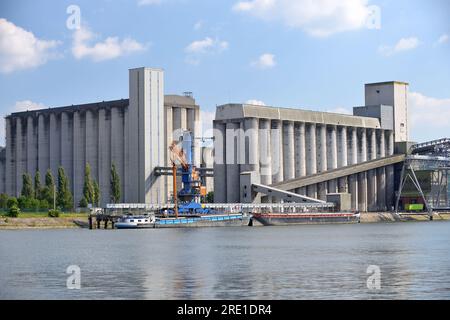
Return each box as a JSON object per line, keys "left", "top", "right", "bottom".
{"left": 0, "top": 211, "right": 88, "bottom": 218}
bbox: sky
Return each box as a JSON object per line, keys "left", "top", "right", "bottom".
{"left": 0, "top": 0, "right": 449, "bottom": 146}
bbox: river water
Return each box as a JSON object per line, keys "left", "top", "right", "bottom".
{"left": 1, "top": 221, "right": 450, "bottom": 300}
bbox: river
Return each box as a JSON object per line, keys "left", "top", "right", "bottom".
{"left": 1, "top": 221, "right": 450, "bottom": 299}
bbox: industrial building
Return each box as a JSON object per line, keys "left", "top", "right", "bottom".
{"left": 0, "top": 67, "right": 202, "bottom": 206}
{"left": 213, "top": 81, "right": 410, "bottom": 212}
{"left": 3, "top": 66, "right": 446, "bottom": 213}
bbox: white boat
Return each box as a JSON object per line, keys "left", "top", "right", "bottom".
{"left": 115, "top": 213, "right": 156, "bottom": 229}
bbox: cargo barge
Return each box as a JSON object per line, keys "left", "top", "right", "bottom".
{"left": 251, "top": 212, "right": 360, "bottom": 226}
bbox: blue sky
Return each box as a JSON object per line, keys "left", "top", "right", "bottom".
{"left": 0, "top": 0, "right": 449, "bottom": 145}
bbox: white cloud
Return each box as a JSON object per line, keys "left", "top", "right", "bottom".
{"left": 138, "top": 0, "right": 162, "bottom": 5}
{"left": 194, "top": 20, "right": 203, "bottom": 31}
{"left": 0, "top": 18, "right": 60, "bottom": 74}
{"left": 245, "top": 99, "right": 266, "bottom": 106}
{"left": 437, "top": 34, "right": 448, "bottom": 45}
{"left": 0, "top": 100, "right": 47, "bottom": 146}
{"left": 72, "top": 25, "right": 147, "bottom": 62}
{"left": 185, "top": 37, "right": 228, "bottom": 65}
{"left": 185, "top": 37, "right": 228, "bottom": 54}
{"left": 378, "top": 37, "right": 420, "bottom": 56}
{"left": 12, "top": 100, "right": 47, "bottom": 112}
{"left": 327, "top": 107, "right": 352, "bottom": 114}
{"left": 251, "top": 53, "right": 276, "bottom": 69}
{"left": 409, "top": 92, "right": 450, "bottom": 141}
{"left": 232, "top": 0, "right": 374, "bottom": 37}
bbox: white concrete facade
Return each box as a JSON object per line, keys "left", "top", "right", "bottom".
{"left": 214, "top": 81, "right": 405, "bottom": 211}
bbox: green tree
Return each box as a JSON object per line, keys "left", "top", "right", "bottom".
{"left": 57, "top": 167, "right": 73, "bottom": 210}
{"left": 83, "top": 163, "right": 94, "bottom": 205}
{"left": 18, "top": 196, "right": 32, "bottom": 209}
{"left": 21, "top": 173, "right": 34, "bottom": 199}
{"left": 93, "top": 180, "right": 100, "bottom": 207}
{"left": 8, "top": 205, "right": 20, "bottom": 217}
{"left": 0, "top": 193, "right": 9, "bottom": 209}
{"left": 110, "top": 163, "right": 121, "bottom": 204}
{"left": 34, "top": 171, "right": 42, "bottom": 200}
{"left": 79, "top": 197, "right": 88, "bottom": 208}
{"left": 43, "top": 169, "right": 56, "bottom": 207}
{"left": 6, "top": 197, "right": 18, "bottom": 209}
{"left": 206, "top": 191, "right": 214, "bottom": 203}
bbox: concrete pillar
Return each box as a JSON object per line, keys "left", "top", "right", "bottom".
{"left": 38, "top": 114, "right": 49, "bottom": 180}
{"left": 317, "top": 182, "right": 327, "bottom": 201}
{"left": 5, "top": 118, "right": 13, "bottom": 195}
{"left": 385, "top": 130, "right": 395, "bottom": 210}
{"left": 128, "top": 68, "right": 167, "bottom": 205}
{"left": 283, "top": 121, "right": 295, "bottom": 181}
{"left": 358, "top": 172, "right": 367, "bottom": 212}
{"left": 349, "top": 174, "right": 358, "bottom": 211}
{"left": 346, "top": 128, "right": 358, "bottom": 210}
{"left": 295, "top": 122, "right": 306, "bottom": 177}
{"left": 259, "top": 119, "right": 272, "bottom": 185}
{"left": 26, "top": 116, "right": 37, "bottom": 180}
{"left": 385, "top": 127, "right": 395, "bottom": 210}
{"left": 349, "top": 127, "right": 358, "bottom": 165}
{"left": 386, "top": 165, "right": 395, "bottom": 211}
{"left": 194, "top": 108, "right": 201, "bottom": 167}
{"left": 165, "top": 106, "right": 173, "bottom": 201}
{"left": 367, "top": 129, "right": 377, "bottom": 211}
{"left": 307, "top": 184, "right": 317, "bottom": 199}
{"left": 387, "top": 131, "right": 394, "bottom": 156}
{"left": 317, "top": 124, "right": 327, "bottom": 173}
{"left": 306, "top": 123, "right": 317, "bottom": 175}
{"left": 358, "top": 128, "right": 367, "bottom": 212}
{"left": 327, "top": 125, "right": 338, "bottom": 193}
{"left": 316, "top": 124, "right": 327, "bottom": 199}
{"left": 98, "top": 109, "right": 111, "bottom": 206}
{"left": 306, "top": 123, "right": 317, "bottom": 198}
{"left": 377, "top": 129, "right": 387, "bottom": 211}
{"left": 111, "top": 108, "right": 124, "bottom": 202}
{"left": 49, "top": 113, "right": 60, "bottom": 178}
{"left": 226, "top": 122, "right": 240, "bottom": 203}
{"left": 73, "top": 111, "right": 85, "bottom": 206}
{"left": 377, "top": 168, "right": 387, "bottom": 211}
{"left": 213, "top": 122, "right": 226, "bottom": 203}
{"left": 85, "top": 110, "right": 98, "bottom": 183}
{"left": 60, "top": 112, "right": 73, "bottom": 200}
{"left": 244, "top": 118, "right": 259, "bottom": 173}
{"left": 367, "top": 169, "right": 377, "bottom": 211}
{"left": 123, "top": 108, "right": 129, "bottom": 201}
{"left": 359, "top": 128, "right": 367, "bottom": 163}
{"left": 271, "top": 120, "right": 283, "bottom": 184}
{"left": 337, "top": 126, "right": 348, "bottom": 193}
{"left": 295, "top": 122, "right": 306, "bottom": 194}
{"left": 15, "top": 118, "right": 24, "bottom": 196}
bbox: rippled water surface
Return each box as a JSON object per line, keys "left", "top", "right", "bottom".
{"left": 1, "top": 221, "right": 450, "bottom": 299}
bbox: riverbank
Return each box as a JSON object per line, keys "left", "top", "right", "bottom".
{"left": 360, "top": 212, "right": 450, "bottom": 223}
{"left": 0, "top": 213, "right": 88, "bottom": 230}
{"left": 1, "top": 212, "right": 450, "bottom": 230}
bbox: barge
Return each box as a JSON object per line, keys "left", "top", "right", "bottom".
{"left": 251, "top": 212, "right": 360, "bottom": 226}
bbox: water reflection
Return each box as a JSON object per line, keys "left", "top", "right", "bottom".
{"left": 1, "top": 222, "right": 450, "bottom": 299}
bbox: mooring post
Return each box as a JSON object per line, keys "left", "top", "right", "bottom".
{"left": 88, "top": 216, "right": 93, "bottom": 230}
